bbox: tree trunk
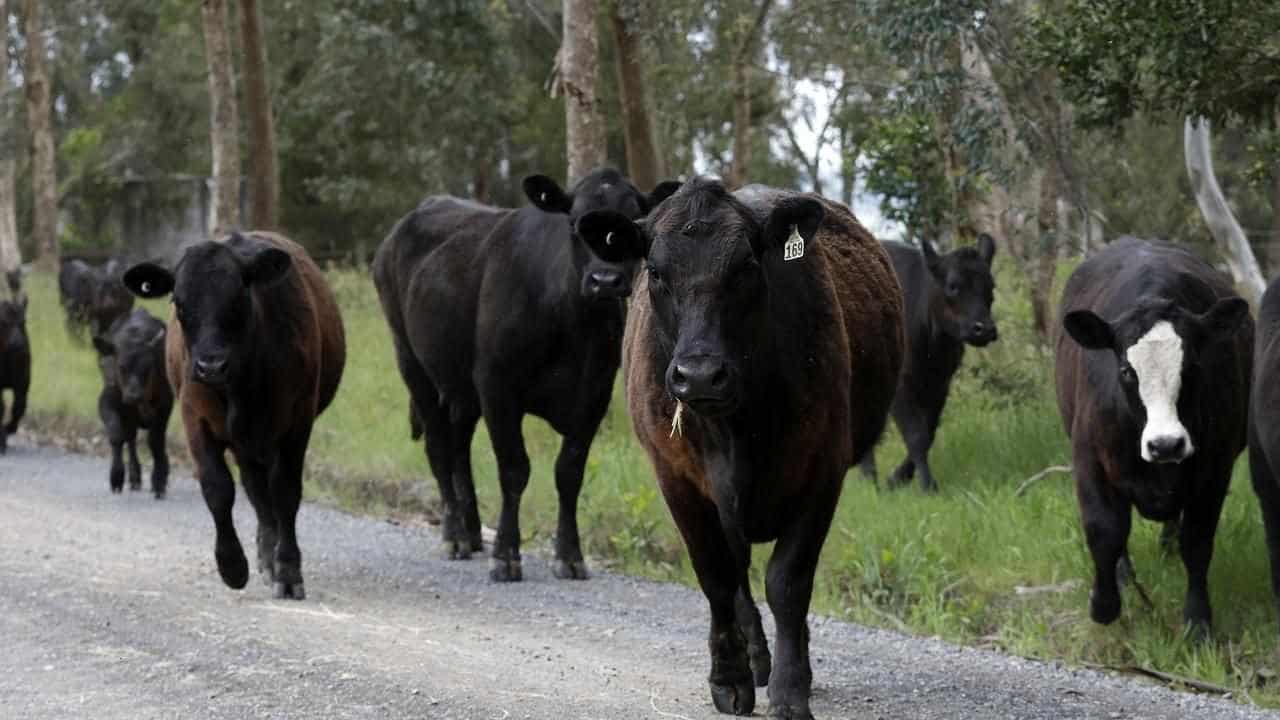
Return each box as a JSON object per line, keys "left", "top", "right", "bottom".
{"left": 727, "top": 0, "right": 772, "bottom": 189}
{"left": 610, "top": 3, "right": 662, "bottom": 189}
{"left": 1032, "top": 166, "right": 1060, "bottom": 342}
{"left": 23, "top": 0, "right": 56, "bottom": 271}
{"left": 0, "top": 0, "right": 19, "bottom": 276}
{"left": 1184, "top": 117, "right": 1265, "bottom": 306}
{"left": 1269, "top": 107, "right": 1280, "bottom": 277}
{"left": 562, "top": 0, "right": 606, "bottom": 184}
{"left": 238, "top": 0, "right": 279, "bottom": 230}
{"left": 202, "top": 0, "right": 241, "bottom": 240}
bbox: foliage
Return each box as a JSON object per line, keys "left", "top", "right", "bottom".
{"left": 1036, "top": 0, "right": 1280, "bottom": 129}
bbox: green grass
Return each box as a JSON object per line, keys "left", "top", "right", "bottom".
{"left": 18, "top": 257, "right": 1280, "bottom": 706}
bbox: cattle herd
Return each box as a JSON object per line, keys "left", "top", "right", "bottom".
{"left": 3, "top": 169, "right": 1280, "bottom": 717}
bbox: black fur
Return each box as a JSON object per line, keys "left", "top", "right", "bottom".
{"left": 59, "top": 257, "right": 135, "bottom": 339}
{"left": 0, "top": 271, "right": 29, "bottom": 454}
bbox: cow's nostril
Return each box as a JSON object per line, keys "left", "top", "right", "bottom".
{"left": 973, "top": 321, "right": 986, "bottom": 334}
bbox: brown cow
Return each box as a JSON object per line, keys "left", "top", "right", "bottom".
{"left": 577, "top": 179, "right": 904, "bottom": 719}
{"left": 123, "top": 232, "right": 345, "bottom": 600}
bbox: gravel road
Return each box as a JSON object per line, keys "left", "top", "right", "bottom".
{"left": 1, "top": 439, "right": 1277, "bottom": 720}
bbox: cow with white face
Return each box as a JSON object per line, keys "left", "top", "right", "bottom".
{"left": 1055, "top": 237, "right": 1252, "bottom": 637}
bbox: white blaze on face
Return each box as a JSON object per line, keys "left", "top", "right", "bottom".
{"left": 1125, "top": 320, "right": 1192, "bottom": 462}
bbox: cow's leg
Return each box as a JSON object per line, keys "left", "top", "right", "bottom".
{"left": 449, "top": 408, "right": 484, "bottom": 555}
{"left": 191, "top": 424, "right": 248, "bottom": 590}
{"left": 907, "top": 398, "right": 944, "bottom": 492}
{"left": 269, "top": 424, "right": 312, "bottom": 600}
{"left": 126, "top": 429, "right": 142, "bottom": 491}
{"left": 764, "top": 474, "right": 840, "bottom": 720}
{"left": 660, "top": 473, "right": 754, "bottom": 715}
{"left": 1179, "top": 467, "right": 1228, "bottom": 639}
{"left": 101, "top": 397, "right": 126, "bottom": 493}
{"left": 1076, "top": 457, "right": 1129, "bottom": 625}
{"left": 148, "top": 423, "right": 169, "bottom": 499}
{"left": 239, "top": 457, "right": 277, "bottom": 586}
{"left": 551, "top": 432, "right": 592, "bottom": 579}
{"left": 5, "top": 380, "right": 24, "bottom": 436}
{"left": 0, "top": 390, "right": 7, "bottom": 454}
{"left": 1250, "top": 437, "right": 1280, "bottom": 630}
{"left": 736, "top": 568, "right": 771, "bottom": 687}
{"left": 482, "top": 401, "right": 530, "bottom": 582}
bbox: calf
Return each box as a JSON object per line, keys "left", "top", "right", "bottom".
{"left": 123, "top": 231, "right": 346, "bottom": 599}
{"left": 1056, "top": 237, "right": 1250, "bottom": 636}
{"left": 861, "top": 235, "right": 997, "bottom": 491}
{"left": 373, "top": 167, "right": 679, "bottom": 581}
{"left": 577, "top": 179, "right": 904, "bottom": 718}
{"left": 92, "top": 308, "right": 174, "bottom": 498}
{"left": 1249, "top": 277, "right": 1280, "bottom": 627}
{"left": 0, "top": 270, "right": 30, "bottom": 454}
{"left": 59, "top": 257, "right": 134, "bottom": 338}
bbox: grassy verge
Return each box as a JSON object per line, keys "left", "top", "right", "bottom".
{"left": 17, "top": 258, "right": 1280, "bottom": 706}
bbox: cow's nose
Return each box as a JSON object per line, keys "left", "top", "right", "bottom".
{"left": 972, "top": 321, "right": 987, "bottom": 335}
{"left": 586, "top": 270, "right": 626, "bottom": 296}
{"left": 1147, "top": 435, "right": 1188, "bottom": 463}
{"left": 668, "top": 356, "right": 732, "bottom": 402}
{"left": 194, "top": 355, "right": 229, "bottom": 382}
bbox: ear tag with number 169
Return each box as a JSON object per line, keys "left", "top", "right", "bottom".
{"left": 783, "top": 225, "right": 805, "bottom": 261}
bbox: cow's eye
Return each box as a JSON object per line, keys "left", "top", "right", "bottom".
{"left": 1120, "top": 365, "right": 1137, "bottom": 385}
{"left": 646, "top": 264, "right": 664, "bottom": 286}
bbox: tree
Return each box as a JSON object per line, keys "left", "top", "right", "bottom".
{"left": 610, "top": 0, "right": 662, "bottom": 189}
{"left": 727, "top": 0, "right": 772, "bottom": 188}
{"left": 0, "top": 0, "right": 19, "bottom": 274}
{"left": 23, "top": 0, "right": 57, "bottom": 271}
{"left": 561, "top": 0, "right": 605, "bottom": 182}
{"left": 1040, "top": 0, "right": 1280, "bottom": 304}
{"left": 201, "top": 0, "right": 241, "bottom": 239}
{"left": 239, "top": 0, "right": 279, "bottom": 230}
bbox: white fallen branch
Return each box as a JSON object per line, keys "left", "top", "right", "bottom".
{"left": 1015, "top": 465, "right": 1072, "bottom": 497}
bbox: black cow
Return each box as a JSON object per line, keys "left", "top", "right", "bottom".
{"left": 577, "top": 179, "right": 905, "bottom": 718}
{"left": 1056, "top": 237, "right": 1251, "bottom": 636}
{"left": 124, "top": 231, "right": 346, "bottom": 599}
{"left": 92, "top": 308, "right": 174, "bottom": 498}
{"left": 0, "top": 270, "right": 29, "bottom": 455}
{"left": 59, "top": 258, "right": 135, "bottom": 339}
{"left": 1248, "top": 276, "right": 1280, "bottom": 627}
{"left": 861, "top": 234, "right": 997, "bottom": 491}
{"left": 373, "top": 167, "right": 680, "bottom": 581}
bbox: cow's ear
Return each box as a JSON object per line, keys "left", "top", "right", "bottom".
{"left": 921, "top": 238, "right": 946, "bottom": 281}
{"left": 1063, "top": 310, "right": 1115, "bottom": 350}
{"left": 242, "top": 247, "right": 293, "bottom": 287}
{"left": 123, "top": 263, "right": 175, "bottom": 299}
{"left": 1196, "top": 297, "right": 1250, "bottom": 342}
{"left": 92, "top": 336, "right": 116, "bottom": 357}
{"left": 577, "top": 210, "right": 649, "bottom": 263}
{"left": 642, "top": 181, "right": 682, "bottom": 214}
{"left": 758, "top": 196, "right": 823, "bottom": 258}
{"left": 977, "top": 232, "right": 996, "bottom": 266}
{"left": 523, "top": 175, "right": 573, "bottom": 214}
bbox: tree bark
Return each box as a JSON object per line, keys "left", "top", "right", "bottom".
{"left": 238, "top": 0, "right": 279, "bottom": 230}
{"left": 727, "top": 0, "right": 772, "bottom": 189}
{"left": 202, "top": 0, "right": 242, "bottom": 240}
{"left": 562, "top": 0, "right": 606, "bottom": 184}
{"left": 0, "top": 0, "right": 20, "bottom": 276}
{"left": 1269, "top": 107, "right": 1280, "bottom": 277}
{"left": 1184, "top": 117, "right": 1265, "bottom": 306}
{"left": 23, "top": 0, "right": 56, "bottom": 271}
{"left": 1033, "top": 165, "right": 1060, "bottom": 341}
{"left": 610, "top": 3, "right": 662, "bottom": 189}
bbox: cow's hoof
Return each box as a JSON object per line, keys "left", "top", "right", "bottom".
{"left": 553, "top": 558, "right": 590, "bottom": 580}
{"left": 273, "top": 581, "right": 306, "bottom": 601}
{"left": 749, "top": 648, "right": 772, "bottom": 687}
{"left": 1183, "top": 618, "right": 1211, "bottom": 643}
{"left": 442, "top": 540, "right": 472, "bottom": 561}
{"left": 710, "top": 680, "right": 754, "bottom": 716}
{"left": 128, "top": 478, "right": 142, "bottom": 491}
{"left": 110, "top": 484, "right": 123, "bottom": 494}
{"left": 767, "top": 703, "right": 814, "bottom": 720}
{"left": 489, "top": 557, "right": 523, "bottom": 582}
{"left": 153, "top": 489, "right": 166, "bottom": 500}
{"left": 1089, "top": 589, "right": 1121, "bottom": 625}
{"left": 215, "top": 550, "right": 250, "bottom": 590}
{"left": 469, "top": 534, "right": 485, "bottom": 553}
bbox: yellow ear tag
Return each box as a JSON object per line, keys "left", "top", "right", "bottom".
{"left": 784, "top": 225, "right": 805, "bottom": 261}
